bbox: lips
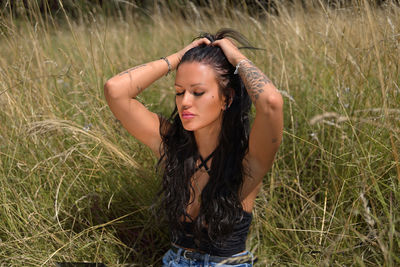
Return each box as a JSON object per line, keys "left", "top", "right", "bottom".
{"left": 182, "top": 112, "right": 196, "bottom": 119}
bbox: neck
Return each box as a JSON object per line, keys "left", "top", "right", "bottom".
{"left": 194, "top": 123, "right": 221, "bottom": 158}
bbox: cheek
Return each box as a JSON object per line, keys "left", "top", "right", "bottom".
{"left": 175, "top": 97, "right": 181, "bottom": 107}
{"left": 203, "top": 95, "right": 222, "bottom": 112}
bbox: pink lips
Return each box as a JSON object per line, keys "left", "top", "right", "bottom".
{"left": 182, "top": 112, "right": 196, "bottom": 119}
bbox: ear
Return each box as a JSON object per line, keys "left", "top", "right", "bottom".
{"left": 227, "top": 88, "right": 235, "bottom": 107}
{"left": 222, "top": 88, "right": 235, "bottom": 110}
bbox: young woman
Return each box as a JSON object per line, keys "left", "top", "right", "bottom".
{"left": 104, "top": 29, "right": 283, "bottom": 266}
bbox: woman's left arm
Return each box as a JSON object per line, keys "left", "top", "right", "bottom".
{"left": 213, "top": 39, "right": 283, "bottom": 177}
{"left": 238, "top": 59, "right": 283, "bottom": 176}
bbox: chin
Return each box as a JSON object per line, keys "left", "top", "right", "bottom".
{"left": 182, "top": 124, "right": 196, "bottom": 132}
{"left": 180, "top": 120, "right": 198, "bottom": 132}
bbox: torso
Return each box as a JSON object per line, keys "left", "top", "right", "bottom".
{"left": 181, "top": 155, "right": 263, "bottom": 222}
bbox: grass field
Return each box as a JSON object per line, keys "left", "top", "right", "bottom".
{"left": 0, "top": 1, "right": 399, "bottom": 266}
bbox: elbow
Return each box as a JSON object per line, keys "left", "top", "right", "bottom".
{"left": 260, "top": 91, "right": 284, "bottom": 115}
{"left": 268, "top": 92, "right": 284, "bottom": 110}
{"left": 104, "top": 79, "right": 119, "bottom": 100}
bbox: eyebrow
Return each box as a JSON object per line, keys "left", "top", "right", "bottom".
{"left": 174, "top": 83, "right": 205, "bottom": 88}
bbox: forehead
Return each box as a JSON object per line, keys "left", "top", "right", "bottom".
{"left": 175, "top": 62, "right": 218, "bottom": 88}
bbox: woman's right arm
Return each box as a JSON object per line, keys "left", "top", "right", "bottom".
{"left": 104, "top": 38, "right": 210, "bottom": 157}
{"left": 104, "top": 54, "right": 179, "bottom": 157}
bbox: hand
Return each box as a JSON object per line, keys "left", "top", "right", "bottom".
{"left": 211, "top": 38, "right": 247, "bottom": 66}
{"left": 176, "top": 38, "right": 211, "bottom": 62}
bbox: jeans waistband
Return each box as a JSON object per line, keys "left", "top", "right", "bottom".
{"left": 170, "top": 244, "right": 255, "bottom": 264}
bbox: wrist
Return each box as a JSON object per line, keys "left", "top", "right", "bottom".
{"left": 232, "top": 56, "right": 248, "bottom": 66}
{"left": 166, "top": 53, "right": 181, "bottom": 71}
{"left": 160, "top": 57, "right": 172, "bottom": 76}
{"left": 234, "top": 58, "right": 251, "bottom": 75}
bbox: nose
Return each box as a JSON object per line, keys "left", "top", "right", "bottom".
{"left": 181, "top": 91, "right": 192, "bottom": 109}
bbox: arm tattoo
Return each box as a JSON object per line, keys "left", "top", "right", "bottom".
{"left": 118, "top": 64, "right": 147, "bottom": 76}
{"left": 239, "top": 60, "right": 271, "bottom": 103}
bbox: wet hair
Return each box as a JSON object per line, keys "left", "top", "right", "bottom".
{"left": 157, "top": 29, "right": 254, "bottom": 245}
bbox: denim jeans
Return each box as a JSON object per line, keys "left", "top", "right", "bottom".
{"left": 162, "top": 246, "right": 254, "bottom": 267}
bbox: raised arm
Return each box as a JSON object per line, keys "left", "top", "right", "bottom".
{"left": 238, "top": 59, "right": 283, "bottom": 175}
{"left": 212, "top": 39, "right": 283, "bottom": 177}
{"left": 104, "top": 38, "right": 211, "bottom": 157}
{"left": 104, "top": 57, "right": 175, "bottom": 157}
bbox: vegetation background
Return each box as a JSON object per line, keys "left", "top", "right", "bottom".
{"left": 0, "top": 0, "right": 399, "bottom": 266}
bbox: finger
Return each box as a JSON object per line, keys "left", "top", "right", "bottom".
{"left": 211, "top": 39, "right": 222, "bottom": 45}
{"left": 196, "top": 37, "right": 211, "bottom": 45}
{"left": 210, "top": 40, "right": 221, "bottom": 48}
{"left": 212, "top": 40, "right": 232, "bottom": 50}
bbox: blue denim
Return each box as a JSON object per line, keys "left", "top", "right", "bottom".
{"left": 162, "top": 246, "right": 254, "bottom": 267}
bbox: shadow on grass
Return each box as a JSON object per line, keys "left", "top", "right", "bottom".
{"left": 60, "top": 167, "right": 170, "bottom": 266}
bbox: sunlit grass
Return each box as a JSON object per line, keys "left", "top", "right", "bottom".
{"left": 0, "top": 1, "right": 399, "bottom": 266}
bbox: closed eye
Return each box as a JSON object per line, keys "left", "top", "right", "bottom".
{"left": 175, "top": 91, "right": 184, "bottom": 96}
{"left": 194, "top": 92, "right": 205, "bottom": 96}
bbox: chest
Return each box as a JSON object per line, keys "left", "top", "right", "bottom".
{"left": 181, "top": 156, "right": 262, "bottom": 221}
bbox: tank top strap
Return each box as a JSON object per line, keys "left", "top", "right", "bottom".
{"left": 196, "top": 150, "right": 215, "bottom": 173}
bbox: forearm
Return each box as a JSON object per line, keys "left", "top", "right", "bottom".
{"left": 104, "top": 53, "right": 180, "bottom": 100}
{"left": 237, "top": 59, "right": 282, "bottom": 112}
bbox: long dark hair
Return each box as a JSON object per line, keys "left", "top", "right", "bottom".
{"left": 157, "top": 29, "right": 253, "bottom": 245}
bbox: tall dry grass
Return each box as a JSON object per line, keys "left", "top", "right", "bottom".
{"left": 0, "top": 1, "right": 399, "bottom": 266}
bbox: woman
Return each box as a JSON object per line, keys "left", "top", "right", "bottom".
{"left": 104, "top": 29, "right": 283, "bottom": 266}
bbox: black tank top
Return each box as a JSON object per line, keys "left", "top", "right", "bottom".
{"left": 172, "top": 151, "right": 252, "bottom": 256}
{"left": 173, "top": 209, "right": 253, "bottom": 257}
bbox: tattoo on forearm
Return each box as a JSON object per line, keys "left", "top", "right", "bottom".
{"left": 118, "top": 64, "right": 147, "bottom": 76}
{"left": 239, "top": 61, "right": 271, "bottom": 103}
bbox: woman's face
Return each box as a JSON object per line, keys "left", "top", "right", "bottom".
{"left": 175, "top": 62, "right": 226, "bottom": 132}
